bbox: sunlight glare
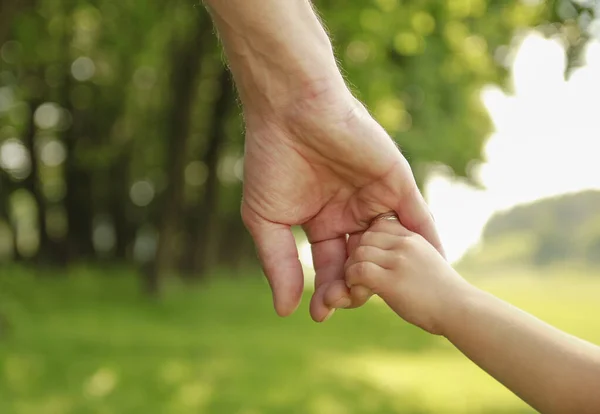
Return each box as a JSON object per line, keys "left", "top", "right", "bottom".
{"left": 426, "top": 32, "right": 600, "bottom": 263}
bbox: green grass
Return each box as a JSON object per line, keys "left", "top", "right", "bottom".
{"left": 1, "top": 265, "right": 599, "bottom": 414}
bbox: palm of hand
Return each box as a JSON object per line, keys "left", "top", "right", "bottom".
{"left": 241, "top": 101, "right": 442, "bottom": 321}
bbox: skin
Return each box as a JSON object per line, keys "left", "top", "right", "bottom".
{"left": 202, "top": 2, "right": 600, "bottom": 409}
{"left": 346, "top": 216, "right": 600, "bottom": 414}
{"left": 203, "top": 0, "right": 444, "bottom": 322}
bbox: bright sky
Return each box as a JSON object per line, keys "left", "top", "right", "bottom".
{"left": 299, "top": 32, "right": 600, "bottom": 269}
{"left": 426, "top": 32, "right": 600, "bottom": 263}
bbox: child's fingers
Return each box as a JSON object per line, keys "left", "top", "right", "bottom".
{"left": 310, "top": 279, "right": 348, "bottom": 319}
{"left": 344, "top": 234, "right": 376, "bottom": 304}
{"left": 318, "top": 279, "right": 370, "bottom": 309}
{"left": 347, "top": 245, "right": 397, "bottom": 270}
{"left": 349, "top": 285, "right": 373, "bottom": 305}
{"left": 369, "top": 214, "right": 414, "bottom": 237}
{"left": 345, "top": 232, "right": 395, "bottom": 306}
{"left": 360, "top": 231, "right": 406, "bottom": 251}
{"left": 346, "top": 261, "right": 388, "bottom": 292}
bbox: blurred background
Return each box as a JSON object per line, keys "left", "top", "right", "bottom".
{"left": 1, "top": 0, "right": 599, "bottom": 413}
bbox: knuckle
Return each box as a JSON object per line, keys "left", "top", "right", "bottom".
{"left": 354, "top": 245, "right": 371, "bottom": 262}
{"left": 397, "top": 235, "right": 418, "bottom": 251}
{"left": 356, "top": 261, "right": 372, "bottom": 276}
{"left": 391, "top": 252, "right": 406, "bottom": 268}
{"left": 407, "top": 234, "right": 426, "bottom": 252}
{"left": 393, "top": 236, "right": 408, "bottom": 251}
{"left": 348, "top": 261, "right": 382, "bottom": 292}
{"left": 360, "top": 231, "right": 378, "bottom": 246}
{"left": 351, "top": 262, "right": 377, "bottom": 286}
{"left": 348, "top": 261, "right": 368, "bottom": 281}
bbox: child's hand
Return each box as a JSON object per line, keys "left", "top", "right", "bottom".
{"left": 346, "top": 215, "right": 600, "bottom": 413}
{"left": 345, "top": 214, "right": 472, "bottom": 335}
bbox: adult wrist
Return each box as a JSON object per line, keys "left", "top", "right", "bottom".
{"left": 204, "top": 0, "right": 345, "bottom": 115}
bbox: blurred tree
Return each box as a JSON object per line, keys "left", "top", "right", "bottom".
{"left": 0, "top": 0, "right": 597, "bottom": 290}
{"left": 0, "top": 0, "right": 37, "bottom": 47}
{"left": 181, "top": 68, "right": 235, "bottom": 278}
{"left": 545, "top": 0, "right": 599, "bottom": 73}
{"left": 148, "top": 5, "right": 215, "bottom": 293}
{"left": 21, "top": 97, "right": 50, "bottom": 262}
{"left": 576, "top": 215, "right": 600, "bottom": 264}
{"left": 476, "top": 191, "right": 600, "bottom": 267}
{"left": 317, "top": 0, "right": 532, "bottom": 185}
{"left": 0, "top": 170, "right": 17, "bottom": 260}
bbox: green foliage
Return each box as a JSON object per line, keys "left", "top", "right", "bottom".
{"left": 319, "top": 0, "right": 552, "bottom": 183}
{"left": 0, "top": 0, "right": 595, "bottom": 275}
{"left": 467, "top": 191, "right": 600, "bottom": 268}
{"left": 459, "top": 230, "right": 537, "bottom": 270}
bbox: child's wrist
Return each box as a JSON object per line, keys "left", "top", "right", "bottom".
{"left": 438, "top": 277, "right": 482, "bottom": 339}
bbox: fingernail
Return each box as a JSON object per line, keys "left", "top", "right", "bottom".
{"left": 371, "top": 212, "right": 399, "bottom": 225}
{"left": 322, "top": 308, "right": 335, "bottom": 322}
{"left": 333, "top": 297, "right": 352, "bottom": 309}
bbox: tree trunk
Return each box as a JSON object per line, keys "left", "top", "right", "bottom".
{"left": 217, "top": 214, "right": 259, "bottom": 273}
{"left": 110, "top": 153, "right": 133, "bottom": 261}
{"left": 147, "top": 11, "right": 211, "bottom": 295}
{"left": 21, "top": 98, "right": 51, "bottom": 263}
{"left": 0, "top": 0, "right": 36, "bottom": 46}
{"left": 63, "top": 133, "right": 95, "bottom": 260}
{"left": 183, "top": 68, "right": 235, "bottom": 278}
{"left": 58, "top": 1, "right": 95, "bottom": 262}
{"left": 0, "top": 171, "right": 18, "bottom": 261}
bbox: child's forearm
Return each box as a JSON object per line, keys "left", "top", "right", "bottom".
{"left": 443, "top": 285, "right": 600, "bottom": 413}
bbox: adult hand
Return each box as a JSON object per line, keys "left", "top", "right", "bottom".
{"left": 204, "top": 0, "right": 443, "bottom": 321}
{"left": 241, "top": 82, "right": 444, "bottom": 322}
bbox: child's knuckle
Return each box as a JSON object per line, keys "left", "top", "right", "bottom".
{"left": 354, "top": 261, "right": 373, "bottom": 280}
{"left": 355, "top": 260, "right": 367, "bottom": 275}
{"left": 360, "top": 231, "right": 377, "bottom": 246}
{"left": 354, "top": 245, "right": 372, "bottom": 261}
{"left": 395, "top": 236, "right": 410, "bottom": 250}
{"left": 397, "top": 235, "right": 419, "bottom": 252}
{"left": 391, "top": 252, "right": 405, "bottom": 268}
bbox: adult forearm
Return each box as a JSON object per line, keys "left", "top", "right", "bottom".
{"left": 203, "top": 0, "right": 345, "bottom": 114}
{"left": 443, "top": 286, "right": 600, "bottom": 413}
